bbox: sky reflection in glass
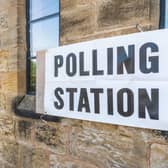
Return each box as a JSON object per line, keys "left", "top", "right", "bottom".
{"left": 30, "top": 0, "right": 59, "bottom": 20}
{"left": 29, "top": 0, "right": 59, "bottom": 54}
{"left": 31, "top": 16, "right": 59, "bottom": 52}
{"left": 166, "top": 1, "right": 168, "bottom": 27}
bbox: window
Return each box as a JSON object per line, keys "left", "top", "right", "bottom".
{"left": 27, "top": 0, "right": 60, "bottom": 93}
{"left": 166, "top": 1, "right": 168, "bottom": 27}
{"left": 160, "top": 0, "right": 168, "bottom": 28}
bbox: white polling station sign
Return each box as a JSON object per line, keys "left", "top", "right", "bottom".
{"left": 44, "top": 29, "right": 168, "bottom": 130}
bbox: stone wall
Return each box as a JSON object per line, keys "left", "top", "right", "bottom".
{"left": 0, "top": 0, "right": 168, "bottom": 168}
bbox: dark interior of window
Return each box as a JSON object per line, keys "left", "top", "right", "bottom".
{"left": 160, "top": 0, "right": 167, "bottom": 28}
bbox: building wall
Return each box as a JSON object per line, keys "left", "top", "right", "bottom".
{"left": 0, "top": 0, "right": 168, "bottom": 168}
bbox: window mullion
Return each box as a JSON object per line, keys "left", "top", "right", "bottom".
{"left": 29, "top": 12, "right": 59, "bottom": 23}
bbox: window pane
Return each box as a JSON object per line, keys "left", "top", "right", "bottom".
{"left": 30, "top": 0, "right": 59, "bottom": 20}
{"left": 166, "top": 2, "right": 168, "bottom": 27}
{"left": 30, "top": 16, "right": 59, "bottom": 53}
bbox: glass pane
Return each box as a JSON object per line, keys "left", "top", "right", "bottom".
{"left": 166, "top": 2, "right": 168, "bottom": 27}
{"left": 30, "top": 0, "right": 59, "bottom": 20}
{"left": 29, "top": 59, "right": 36, "bottom": 92}
{"left": 30, "top": 16, "right": 59, "bottom": 53}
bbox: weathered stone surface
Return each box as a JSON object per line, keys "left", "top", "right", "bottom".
{"left": 61, "top": 25, "right": 152, "bottom": 46}
{"left": 17, "top": 71, "right": 26, "bottom": 94}
{"left": 0, "top": 115, "right": 13, "bottom": 138}
{"left": 49, "top": 154, "right": 98, "bottom": 168}
{"left": 61, "top": 0, "right": 77, "bottom": 10}
{"left": 0, "top": 92, "right": 6, "bottom": 113}
{"left": 150, "top": 0, "right": 160, "bottom": 29}
{"left": 0, "top": 94, "right": 18, "bottom": 115}
{"left": 19, "top": 144, "right": 33, "bottom": 168}
{"left": 76, "top": 0, "right": 95, "bottom": 6}
{"left": 61, "top": 4, "right": 96, "bottom": 43}
{"left": 31, "top": 148, "right": 49, "bottom": 168}
{"left": 17, "top": 46, "right": 27, "bottom": 71}
{"left": 19, "top": 145, "right": 49, "bottom": 168}
{"left": 150, "top": 143, "right": 168, "bottom": 168}
{"left": 0, "top": 11, "right": 8, "bottom": 31}
{"left": 5, "top": 92, "right": 18, "bottom": 114}
{"left": 70, "top": 123, "right": 148, "bottom": 168}
{"left": 0, "top": 140, "right": 19, "bottom": 167}
{"left": 35, "top": 122, "right": 68, "bottom": 154}
{"left": 0, "top": 29, "right": 18, "bottom": 49}
{"left": 6, "top": 47, "right": 18, "bottom": 71}
{"left": 0, "top": 72, "right": 17, "bottom": 93}
{"left": 0, "top": 50, "right": 8, "bottom": 72}
{"left": 97, "top": 0, "right": 151, "bottom": 29}
{"left": 15, "top": 119, "right": 33, "bottom": 141}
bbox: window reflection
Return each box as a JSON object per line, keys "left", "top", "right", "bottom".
{"left": 30, "top": 0, "right": 59, "bottom": 20}
{"left": 166, "top": 1, "right": 168, "bottom": 27}
{"left": 30, "top": 16, "right": 59, "bottom": 52}
{"left": 28, "top": 0, "right": 59, "bottom": 93}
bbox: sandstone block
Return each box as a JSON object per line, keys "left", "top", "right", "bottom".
{"left": 0, "top": 29, "right": 18, "bottom": 49}
{"left": 61, "top": 4, "right": 96, "bottom": 44}
{"left": 150, "top": 143, "right": 168, "bottom": 168}
{"left": 0, "top": 115, "right": 13, "bottom": 138}
{"left": 19, "top": 144, "right": 33, "bottom": 168}
{"left": 19, "top": 145, "right": 49, "bottom": 168}
{"left": 97, "top": 0, "right": 150, "bottom": 29}
{"left": 7, "top": 47, "right": 18, "bottom": 71}
{"left": 19, "top": 145, "right": 50, "bottom": 168}
{"left": 0, "top": 140, "right": 19, "bottom": 167}
{"left": 49, "top": 154, "right": 98, "bottom": 168}
{"left": 70, "top": 124, "right": 148, "bottom": 168}
{"left": 0, "top": 72, "right": 17, "bottom": 94}
{"left": 61, "top": 0, "right": 77, "bottom": 10}
{"left": 0, "top": 11, "right": 8, "bottom": 32}
{"left": 31, "top": 148, "right": 49, "bottom": 168}
{"left": 0, "top": 92, "right": 6, "bottom": 113}
{"left": 0, "top": 50, "right": 8, "bottom": 72}
{"left": 15, "top": 119, "right": 33, "bottom": 141}
{"left": 35, "top": 122, "right": 68, "bottom": 154}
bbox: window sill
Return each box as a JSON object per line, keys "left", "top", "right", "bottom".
{"left": 15, "top": 95, "right": 61, "bottom": 122}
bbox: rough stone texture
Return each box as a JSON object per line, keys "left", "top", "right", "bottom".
{"left": 0, "top": 0, "right": 168, "bottom": 168}
{"left": 60, "top": 0, "right": 160, "bottom": 44}
{"left": 31, "top": 148, "right": 49, "bottom": 168}
{"left": 49, "top": 154, "right": 98, "bottom": 168}
{"left": 0, "top": 50, "right": 8, "bottom": 72}
{"left": 0, "top": 92, "right": 6, "bottom": 113}
{"left": 0, "top": 11, "right": 8, "bottom": 31}
{"left": 15, "top": 119, "right": 33, "bottom": 141}
{"left": 69, "top": 123, "right": 148, "bottom": 168}
{"left": 0, "top": 115, "right": 14, "bottom": 138}
{"left": 35, "top": 122, "right": 68, "bottom": 154}
{"left": 61, "top": 3, "right": 96, "bottom": 43}
{"left": 19, "top": 145, "right": 50, "bottom": 168}
{"left": 150, "top": 143, "right": 168, "bottom": 168}
{"left": 19, "top": 145, "right": 33, "bottom": 168}
{"left": 0, "top": 140, "right": 19, "bottom": 167}
{"left": 97, "top": 0, "right": 150, "bottom": 28}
